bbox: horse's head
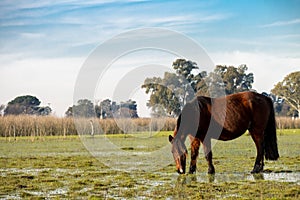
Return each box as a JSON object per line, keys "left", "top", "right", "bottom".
{"left": 169, "top": 135, "right": 187, "bottom": 174}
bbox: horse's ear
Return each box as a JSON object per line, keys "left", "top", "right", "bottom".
{"left": 168, "top": 135, "right": 174, "bottom": 143}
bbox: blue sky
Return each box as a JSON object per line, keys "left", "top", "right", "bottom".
{"left": 1, "top": 0, "right": 300, "bottom": 116}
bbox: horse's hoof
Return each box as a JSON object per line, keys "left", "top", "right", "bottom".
{"left": 189, "top": 166, "right": 196, "bottom": 174}
{"left": 208, "top": 166, "right": 215, "bottom": 174}
{"left": 251, "top": 165, "right": 263, "bottom": 173}
{"left": 251, "top": 169, "right": 262, "bottom": 174}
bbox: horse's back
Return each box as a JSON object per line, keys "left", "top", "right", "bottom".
{"left": 242, "top": 92, "right": 272, "bottom": 131}
{"left": 210, "top": 92, "right": 271, "bottom": 140}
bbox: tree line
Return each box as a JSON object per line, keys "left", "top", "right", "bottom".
{"left": 141, "top": 59, "right": 299, "bottom": 118}
{"left": 142, "top": 59, "right": 254, "bottom": 117}
{"left": 65, "top": 99, "right": 138, "bottom": 118}
{"left": 1, "top": 59, "right": 299, "bottom": 118}
{"left": 1, "top": 97, "right": 138, "bottom": 119}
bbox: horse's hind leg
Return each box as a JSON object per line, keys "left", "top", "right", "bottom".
{"left": 250, "top": 132, "right": 264, "bottom": 173}
{"left": 203, "top": 139, "right": 215, "bottom": 174}
{"left": 189, "top": 136, "right": 200, "bottom": 174}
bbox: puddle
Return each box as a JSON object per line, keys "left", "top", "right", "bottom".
{"left": 247, "top": 172, "right": 300, "bottom": 183}
{"left": 24, "top": 187, "right": 68, "bottom": 197}
{"left": 55, "top": 168, "right": 84, "bottom": 175}
{"left": 173, "top": 171, "right": 300, "bottom": 184}
{"left": 0, "top": 168, "right": 51, "bottom": 176}
{"left": 0, "top": 194, "right": 22, "bottom": 200}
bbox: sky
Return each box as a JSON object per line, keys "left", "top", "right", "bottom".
{"left": 0, "top": 0, "right": 300, "bottom": 117}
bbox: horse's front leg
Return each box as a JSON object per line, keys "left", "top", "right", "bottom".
{"left": 203, "top": 139, "right": 215, "bottom": 174}
{"left": 189, "top": 136, "right": 200, "bottom": 174}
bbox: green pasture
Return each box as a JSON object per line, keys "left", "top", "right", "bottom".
{"left": 0, "top": 130, "right": 299, "bottom": 199}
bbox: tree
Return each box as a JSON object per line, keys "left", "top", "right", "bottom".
{"left": 119, "top": 99, "right": 138, "bottom": 118}
{"left": 142, "top": 74, "right": 181, "bottom": 117}
{"left": 69, "top": 99, "right": 95, "bottom": 118}
{"left": 70, "top": 99, "right": 139, "bottom": 118}
{"left": 0, "top": 104, "right": 5, "bottom": 116}
{"left": 4, "top": 95, "right": 51, "bottom": 116}
{"left": 96, "top": 99, "right": 138, "bottom": 119}
{"left": 142, "top": 59, "right": 206, "bottom": 117}
{"left": 197, "top": 65, "right": 254, "bottom": 97}
{"left": 65, "top": 106, "right": 73, "bottom": 117}
{"left": 36, "top": 106, "right": 52, "bottom": 116}
{"left": 271, "top": 71, "right": 300, "bottom": 118}
{"left": 95, "top": 99, "right": 119, "bottom": 119}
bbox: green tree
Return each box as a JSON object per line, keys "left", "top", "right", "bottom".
{"left": 36, "top": 106, "right": 52, "bottom": 116}
{"left": 142, "top": 59, "right": 206, "bottom": 117}
{"left": 4, "top": 95, "right": 51, "bottom": 116}
{"left": 196, "top": 64, "right": 254, "bottom": 97}
{"left": 92, "top": 99, "right": 138, "bottom": 119}
{"left": 65, "top": 106, "right": 73, "bottom": 117}
{"left": 119, "top": 99, "right": 138, "bottom": 118}
{"left": 271, "top": 71, "right": 300, "bottom": 117}
{"left": 142, "top": 73, "right": 181, "bottom": 117}
{"left": 70, "top": 99, "right": 95, "bottom": 118}
{"left": 98, "top": 99, "right": 113, "bottom": 119}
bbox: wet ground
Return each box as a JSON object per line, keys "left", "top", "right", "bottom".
{"left": 0, "top": 132, "right": 299, "bottom": 199}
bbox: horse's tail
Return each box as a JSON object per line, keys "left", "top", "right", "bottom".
{"left": 264, "top": 97, "right": 279, "bottom": 160}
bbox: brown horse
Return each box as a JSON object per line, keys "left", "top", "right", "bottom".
{"left": 169, "top": 91, "right": 279, "bottom": 174}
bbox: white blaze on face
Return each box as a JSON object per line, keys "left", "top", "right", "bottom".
{"left": 179, "top": 168, "right": 183, "bottom": 173}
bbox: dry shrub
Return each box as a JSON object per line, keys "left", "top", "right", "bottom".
{"left": 0, "top": 116, "right": 177, "bottom": 137}
{"left": 0, "top": 115, "right": 77, "bottom": 138}
{"left": 1, "top": 115, "right": 298, "bottom": 138}
{"left": 276, "top": 117, "right": 300, "bottom": 129}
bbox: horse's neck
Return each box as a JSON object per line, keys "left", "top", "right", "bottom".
{"left": 173, "top": 127, "right": 188, "bottom": 142}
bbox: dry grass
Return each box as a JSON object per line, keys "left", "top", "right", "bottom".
{"left": 0, "top": 116, "right": 177, "bottom": 138}
{"left": 0, "top": 115, "right": 298, "bottom": 139}
{"left": 276, "top": 117, "right": 300, "bottom": 129}
{"left": 0, "top": 115, "right": 76, "bottom": 140}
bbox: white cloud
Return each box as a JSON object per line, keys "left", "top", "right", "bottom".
{"left": 20, "top": 32, "right": 46, "bottom": 39}
{"left": 261, "top": 18, "right": 300, "bottom": 28}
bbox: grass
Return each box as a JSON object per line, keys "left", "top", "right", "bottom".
{"left": 0, "top": 130, "right": 299, "bottom": 199}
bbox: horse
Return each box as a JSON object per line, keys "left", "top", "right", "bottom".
{"left": 168, "top": 91, "right": 279, "bottom": 174}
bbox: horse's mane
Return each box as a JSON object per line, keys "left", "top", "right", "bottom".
{"left": 175, "top": 97, "right": 207, "bottom": 138}
{"left": 196, "top": 95, "right": 212, "bottom": 106}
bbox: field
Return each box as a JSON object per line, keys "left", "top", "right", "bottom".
{"left": 0, "top": 130, "right": 299, "bottom": 199}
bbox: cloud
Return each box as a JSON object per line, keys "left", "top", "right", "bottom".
{"left": 0, "top": 0, "right": 232, "bottom": 60}
{"left": 261, "top": 18, "right": 300, "bottom": 28}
